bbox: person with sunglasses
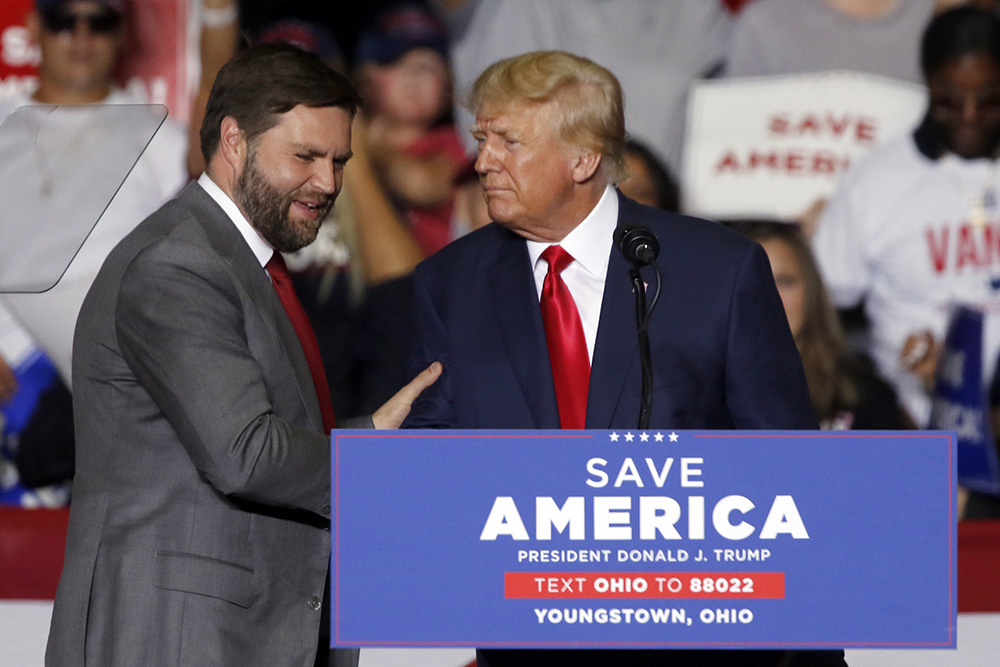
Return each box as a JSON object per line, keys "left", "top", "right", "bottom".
{"left": 0, "top": 0, "right": 188, "bottom": 503}
{"left": 0, "top": 0, "right": 187, "bottom": 381}
{"left": 27, "top": 0, "right": 125, "bottom": 103}
{"left": 812, "top": 5, "right": 1000, "bottom": 430}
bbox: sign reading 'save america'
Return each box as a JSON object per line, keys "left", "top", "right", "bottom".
{"left": 332, "top": 430, "right": 956, "bottom": 649}
{"left": 682, "top": 72, "right": 925, "bottom": 221}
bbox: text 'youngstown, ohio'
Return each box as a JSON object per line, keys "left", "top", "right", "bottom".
{"left": 531, "top": 607, "right": 756, "bottom": 626}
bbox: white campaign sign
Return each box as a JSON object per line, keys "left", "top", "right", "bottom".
{"left": 682, "top": 71, "right": 925, "bottom": 221}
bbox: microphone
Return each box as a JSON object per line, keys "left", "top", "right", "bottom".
{"left": 614, "top": 226, "right": 660, "bottom": 267}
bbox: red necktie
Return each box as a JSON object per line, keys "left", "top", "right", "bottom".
{"left": 266, "top": 252, "right": 337, "bottom": 433}
{"left": 540, "top": 245, "right": 590, "bottom": 429}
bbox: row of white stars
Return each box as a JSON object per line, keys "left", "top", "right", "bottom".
{"left": 608, "top": 431, "right": 679, "bottom": 443}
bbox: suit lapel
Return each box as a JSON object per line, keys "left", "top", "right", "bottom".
{"left": 587, "top": 196, "right": 661, "bottom": 429}
{"left": 489, "top": 231, "right": 561, "bottom": 429}
{"left": 181, "top": 185, "right": 323, "bottom": 431}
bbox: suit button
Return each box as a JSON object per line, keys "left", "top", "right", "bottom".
{"left": 308, "top": 597, "right": 322, "bottom": 611}
{"left": 321, "top": 504, "right": 331, "bottom": 514}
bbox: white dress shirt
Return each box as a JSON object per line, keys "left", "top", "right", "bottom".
{"left": 526, "top": 185, "right": 619, "bottom": 363}
{"left": 197, "top": 173, "right": 274, "bottom": 270}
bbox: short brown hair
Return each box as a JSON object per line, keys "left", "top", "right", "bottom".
{"left": 200, "top": 43, "right": 363, "bottom": 165}
{"left": 468, "top": 50, "right": 627, "bottom": 184}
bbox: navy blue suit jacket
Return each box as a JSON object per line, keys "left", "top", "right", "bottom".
{"left": 405, "top": 194, "right": 816, "bottom": 431}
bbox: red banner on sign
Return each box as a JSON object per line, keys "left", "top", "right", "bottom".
{"left": 505, "top": 572, "right": 785, "bottom": 600}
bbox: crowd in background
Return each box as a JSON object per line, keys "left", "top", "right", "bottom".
{"left": 2, "top": 0, "right": 1000, "bottom": 517}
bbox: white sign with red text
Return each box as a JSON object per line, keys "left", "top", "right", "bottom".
{"left": 682, "top": 71, "right": 925, "bottom": 221}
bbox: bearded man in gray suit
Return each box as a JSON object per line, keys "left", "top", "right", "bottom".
{"left": 45, "top": 43, "right": 440, "bottom": 667}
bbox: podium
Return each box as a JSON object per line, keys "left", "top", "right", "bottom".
{"left": 331, "top": 430, "right": 956, "bottom": 650}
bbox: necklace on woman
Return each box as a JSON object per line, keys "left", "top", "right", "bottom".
{"left": 942, "top": 154, "right": 998, "bottom": 229}
{"left": 31, "top": 105, "right": 100, "bottom": 198}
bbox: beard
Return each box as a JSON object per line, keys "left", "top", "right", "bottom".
{"left": 234, "top": 149, "right": 334, "bottom": 253}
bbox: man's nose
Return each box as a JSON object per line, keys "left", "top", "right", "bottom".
{"left": 311, "top": 161, "right": 338, "bottom": 195}
{"left": 70, "top": 17, "right": 100, "bottom": 38}
{"left": 475, "top": 141, "right": 499, "bottom": 174}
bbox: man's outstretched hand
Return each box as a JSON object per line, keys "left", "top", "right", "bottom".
{"left": 372, "top": 361, "right": 442, "bottom": 430}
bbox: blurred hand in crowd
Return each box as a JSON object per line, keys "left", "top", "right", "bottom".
{"left": 900, "top": 329, "right": 942, "bottom": 389}
{"left": 0, "top": 355, "right": 16, "bottom": 402}
{"left": 796, "top": 197, "right": 828, "bottom": 241}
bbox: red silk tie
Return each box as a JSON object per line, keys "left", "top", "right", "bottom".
{"left": 540, "top": 245, "right": 591, "bottom": 429}
{"left": 266, "top": 252, "right": 337, "bottom": 433}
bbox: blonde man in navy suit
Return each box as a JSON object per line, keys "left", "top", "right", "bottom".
{"left": 405, "top": 50, "right": 843, "bottom": 667}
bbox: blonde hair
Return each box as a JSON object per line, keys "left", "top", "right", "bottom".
{"left": 468, "top": 50, "right": 627, "bottom": 184}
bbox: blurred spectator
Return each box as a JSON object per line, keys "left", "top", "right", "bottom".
{"left": 724, "top": 0, "right": 936, "bottom": 82}
{"left": 619, "top": 139, "right": 681, "bottom": 212}
{"left": 354, "top": 2, "right": 472, "bottom": 257}
{"left": 734, "top": 221, "right": 904, "bottom": 430}
{"left": 812, "top": 6, "right": 1000, "bottom": 427}
{"left": 430, "top": 0, "right": 732, "bottom": 175}
{"left": 1, "top": 0, "right": 188, "bottom": 381}
{"left": 0, "top": 0, "right": 188, "bottom": 503}
{"left": 255, "top": 16, "right": 347, "bottom": 72}
{"left": 186, "top": 0, "right": 241, "bottom": 176}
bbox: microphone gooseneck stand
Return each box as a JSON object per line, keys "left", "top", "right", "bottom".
{"left": 629, "top": 263, "right": 661, "bottom": 430}
{"left": 614, "top": 226, "right": 662, "bottom": 430}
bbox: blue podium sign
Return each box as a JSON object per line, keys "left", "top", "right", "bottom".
{"left": 332, "top": 430, "right": 956, "bottom": 650}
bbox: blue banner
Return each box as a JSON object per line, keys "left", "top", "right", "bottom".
{"left": 332, "top": 430, "right": 956, "bottom": 650}
{"left": 930, "top": 306, "right": 1000, "bottom": 495}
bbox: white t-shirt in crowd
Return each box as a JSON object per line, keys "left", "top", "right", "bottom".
{"left": 813, "top": 131, "right": 1000, "bottom": 426}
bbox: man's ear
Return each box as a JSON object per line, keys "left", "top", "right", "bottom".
{"left": 571, "top": 151, "right": 603, "bottom": 184}
{"left": 219, "top": 116, "right": 246, "bottom": 172}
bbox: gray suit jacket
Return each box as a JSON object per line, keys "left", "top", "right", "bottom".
{"left": 46, "top": 182, "right": 360, "bottom": 666}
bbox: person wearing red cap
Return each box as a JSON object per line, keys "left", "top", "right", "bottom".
{"left": 353, "top": 2, "right": 475, "bottom": 257}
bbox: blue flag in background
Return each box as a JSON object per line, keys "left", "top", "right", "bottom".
{"left": 0, "top": 349, "right": 70, "bottom": 507}
{"left": 930, "top": 305, "right": 1000, "bottom": 495}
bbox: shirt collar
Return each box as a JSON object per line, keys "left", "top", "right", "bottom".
{"left": 197, "top": 172, "right": 274, "bottom": 268}
{"left": 526, "top": 184, "right": 619, "bottom": 277}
